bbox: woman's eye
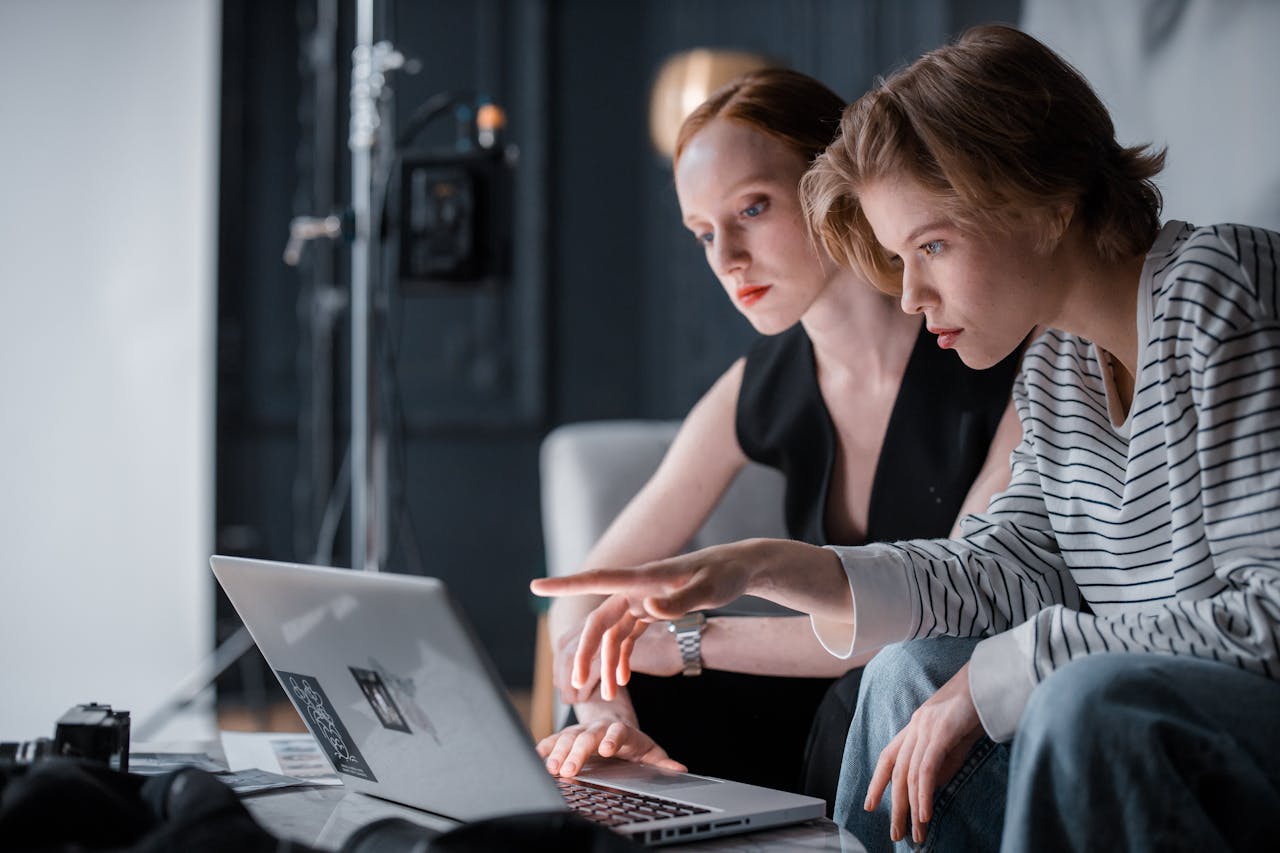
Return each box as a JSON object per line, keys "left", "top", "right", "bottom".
{"left": 695, "top": 232, "right": 714, "bottom": 246}
{"left": 741, "top": 200, "right": 768, "bottom": 218}
{"left": 921, "top": 240, "right": 944, "bottom": 256}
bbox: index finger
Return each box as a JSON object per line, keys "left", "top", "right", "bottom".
{"left": 531, "top": 568, "right": 654, "bottom": 598}
{"left": 864, "top": 730, "right": 903, "bottom": 812}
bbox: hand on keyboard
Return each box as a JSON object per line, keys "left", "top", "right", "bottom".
{"left": 537, "top": 718, "right": 687, "bottom": 779}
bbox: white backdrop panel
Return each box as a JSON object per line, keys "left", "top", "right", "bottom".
{"left": 0, "top": 0, "right": 219, "bottom": 738}
{"left": 1022, "top": 0, "right": 1280, "bottom": 231}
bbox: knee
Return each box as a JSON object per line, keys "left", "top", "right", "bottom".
{"left": 1018, "top": 654, "right": 1167, "bottom": 752}
{"left": 858, "top": 637, "right": 983, "bottom": 720}
{"left": 858, "top": 641, "right": 930, "bottom": 714}
{"left": 864, "top": 636, "right": 981, "bottom": 687}
{"left": 860, "top": 640, "right": 920, "bottom": 687}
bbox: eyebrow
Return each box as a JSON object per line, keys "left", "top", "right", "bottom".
{"left": 681, "top": 174, "right": 781, "bottom": 227}
{"left": 722, "top": 173, "right": 780, "bottom": 195}
{"left": 902, "top": 219, "right": 953, "bottom": 247}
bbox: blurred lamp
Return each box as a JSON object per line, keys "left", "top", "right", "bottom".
{"left": 648, "top": 49, "right": 772, "bottom": 159}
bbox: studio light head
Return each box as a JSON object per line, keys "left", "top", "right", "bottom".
{"left": 394, "top": 98, "right": 514, "bottom": 288}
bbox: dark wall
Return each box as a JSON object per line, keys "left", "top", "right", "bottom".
{"left": 215, "top": 0, "right": 1020, "bottom": 695}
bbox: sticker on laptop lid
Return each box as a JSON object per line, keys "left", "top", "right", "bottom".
{"left": 278, "top": 671, "right": 378, "bottom": 782}
{"left": 350, "top": 666, "right": 411, "bottom": 733}
{"left": 359, "top": 657, "right": 441, "bottom": 744}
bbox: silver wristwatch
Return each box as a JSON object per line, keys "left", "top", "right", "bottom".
{"left": 666, "top": 612, "right": 707, "bottom": 676}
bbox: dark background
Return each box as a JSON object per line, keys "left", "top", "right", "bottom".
{"left": 214, "top": 0, "right": 1020, "bottom": 702}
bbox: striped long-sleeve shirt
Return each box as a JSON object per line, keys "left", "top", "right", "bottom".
{"left": 813, "top": 220, "right": 1280, "bottom": 742}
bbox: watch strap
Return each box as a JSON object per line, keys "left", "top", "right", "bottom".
{"left": 667, "top": 612, "right": 706, "bottom": 676}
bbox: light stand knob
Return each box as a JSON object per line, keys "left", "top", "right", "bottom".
{"left": 283, "top": 213, "right": 345, "bottom": 266}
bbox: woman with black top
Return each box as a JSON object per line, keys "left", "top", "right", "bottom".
{"left": 539, "top": 68, "right": 1022, "bottom": 810}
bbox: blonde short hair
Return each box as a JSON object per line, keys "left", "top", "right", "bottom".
{"left": 801, "top": 24, "right": 1165, "bottom": 294}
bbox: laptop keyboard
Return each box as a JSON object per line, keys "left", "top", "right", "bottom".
{"left": 556, "top": 776, "right": 711, "bottom": 827}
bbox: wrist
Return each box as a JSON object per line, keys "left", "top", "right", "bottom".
{"left": 666, "top": 611, "right": 707, "bottom": 676}
{"left": 574, "top": 694, "right": 637, "bottom": 728}
{"left": 630, "top": 623, "right": 684, "bottom": 677}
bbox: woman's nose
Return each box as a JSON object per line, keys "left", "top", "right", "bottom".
{"left": 710, "top": 234, "right": 748, "bottom": 276}
{"left": 899, "top": 264, "right": 932, "bottom": 315}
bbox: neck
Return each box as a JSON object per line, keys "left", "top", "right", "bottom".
{"left": 801, "top": 270, "right": 919, "bottom": 383}
{"left": 1043, "top": 229, "right": 1148, "bottom": 381}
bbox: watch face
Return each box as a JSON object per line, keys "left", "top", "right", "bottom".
{"left": 671, "top": 612, "right": 705, "bottom": 631}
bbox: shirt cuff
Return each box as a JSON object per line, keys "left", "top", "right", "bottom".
{"left": 810, "top": 544, "right": 914, "bottom": 659}
{"left": 968, "top": 622, "right": 1037, "bottom": 743}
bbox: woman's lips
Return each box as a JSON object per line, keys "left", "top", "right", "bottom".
{"left": 929, "top": 326, "right": 963, "bottom": 349}
{"left": 737, "top": 285, "right": 772, "bottom": 307}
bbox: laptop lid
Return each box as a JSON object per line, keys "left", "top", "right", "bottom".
{"left": 210, "top": 556, "right": 825, "bottom": 845}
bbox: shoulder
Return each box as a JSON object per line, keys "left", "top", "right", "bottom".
{"left": 1149, "top": 221, "right": 1280, "bottom": 346}
{"left": 667, "top": 356, "right": 749, "bottom": 467}
{"left": 698, "top": 356, "right": 747, "bottom": 412}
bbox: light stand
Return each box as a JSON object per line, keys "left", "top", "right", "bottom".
{"left": 134, "top": 0, "right": 404, "bottom": 739}
{"left": 283, "top": 0, "right": 405, "bottom": 574}
{"left": 347, "top": 0, "right": 405, "bottom": 573}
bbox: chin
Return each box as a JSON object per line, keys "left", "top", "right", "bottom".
{"left": 746, "top": 315, "right": 796, "bottom": 336}
{"left": 956, "top": 339, "right": 1021, "bottom": 370}
{"left": 742, "top": 311, "right": 798, "bottom": 338}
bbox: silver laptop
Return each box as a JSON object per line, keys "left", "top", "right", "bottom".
{"left": 210, "top": 555, "right": 825, "bottom": 846}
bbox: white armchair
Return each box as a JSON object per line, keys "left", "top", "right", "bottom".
{"left": 531, "top": 420, "right": 789, "bottom": 737}
{"left": 540, "top": 420, "right": 789, "bottom": 577}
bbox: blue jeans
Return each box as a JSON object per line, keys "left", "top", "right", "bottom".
{"left": 834, "top": 637, "right": 1006, "bottom": 853}
{"left": 834, "top": 638, "right": 1280, "bottom": 852}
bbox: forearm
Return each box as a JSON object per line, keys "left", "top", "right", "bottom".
{"left": 534, "top": 538, "right": 860, "bottom": 702}
{"left": 700, "top": 616, "right": 877, "bottom": 677}
{"left": 741, "top": 539, "right": 853, "bottom": 622}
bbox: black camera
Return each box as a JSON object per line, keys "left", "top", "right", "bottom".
{"left": 0, "top": 703, "right": 131, "bottom": 773}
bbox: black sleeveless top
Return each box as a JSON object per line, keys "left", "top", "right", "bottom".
{"left": 625, "top": 321, "right": 1020, "bottom": 801}
{"left": 735, "top": 320, "right": 1021, "bottom": 547}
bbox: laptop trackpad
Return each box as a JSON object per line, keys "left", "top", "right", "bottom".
{"left": 577, "top": 758, "right": 724, "bottom": 791}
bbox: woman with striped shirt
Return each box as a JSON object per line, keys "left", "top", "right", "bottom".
{"left": 533, "top": 23, "right": 1280, "bottom": 852}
